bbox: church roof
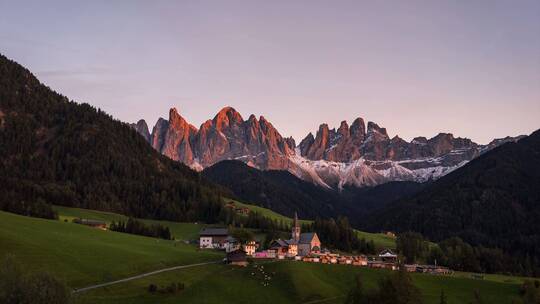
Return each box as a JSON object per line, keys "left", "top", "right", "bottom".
{"left": 299, "top": 232, "right": 317, "bottom": 244}
{"left": 286, "top": 239, "right": 298, "bottom": 245}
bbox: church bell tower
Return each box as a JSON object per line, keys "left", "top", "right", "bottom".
{"left": 292, "top": 212, "right": 301, "bottom": 242}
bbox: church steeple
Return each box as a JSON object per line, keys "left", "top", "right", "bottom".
{"left": 292, "top": 211, "right": 301, "bottom": 242}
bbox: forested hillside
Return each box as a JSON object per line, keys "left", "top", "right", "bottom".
{"left": 202, "top": 160, "right": 339, "bottom": 219}
{"left": 366, "top": 130, "right": 540, "bottom": 274}
{"left": 202, "top": 160, "right": 424, "bottom": 223}
{"left": 0, "top": 54, "right": 225, "bottom": 222}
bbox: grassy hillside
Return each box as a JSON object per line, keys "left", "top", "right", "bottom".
{"left": 233, "top": 199, "right": 396, "bottom": 249}
{"left": 0, "top": 210, "right": 222, "bottom": 288}
{"left": 53, "top": 205, "right": 203, "bottom": 240}
{"left": 76, "top": 261, "right": 521, "bottom": 304}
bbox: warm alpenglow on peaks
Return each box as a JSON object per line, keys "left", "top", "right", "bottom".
{"left": 2, "top": 1, "right": 540, "bottom": 304}
{"left": 131, "top": 106, "right": 523, "bottom": 188}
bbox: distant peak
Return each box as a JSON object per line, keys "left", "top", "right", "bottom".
{"left": 169, "top": 107, "right": 180, "bottom": 116}
{"left": 217, "top": 106, "right": 239, "bottom": 115}
{"left": 214, "top": 106, "right": 243, "bottom": 124}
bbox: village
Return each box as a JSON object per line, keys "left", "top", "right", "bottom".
{"left": 199, "top": 212, "right": 451, "bottom": 275}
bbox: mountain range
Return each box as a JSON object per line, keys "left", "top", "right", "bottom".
{"left": 132, "top": 107, "right": 523, "bottom": 189}
{"left": 365, "top": 129, "right": 540, "bottom": 268}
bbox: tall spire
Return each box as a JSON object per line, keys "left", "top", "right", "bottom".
{"left": 292, "top": 211, "right": 301, "bottom": 242}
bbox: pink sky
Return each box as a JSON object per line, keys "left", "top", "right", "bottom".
{"left": 1, "top": 0, "right": 539, "bottom": 143}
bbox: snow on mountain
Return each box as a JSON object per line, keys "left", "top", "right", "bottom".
{"left": 132, "top": 107, "right": 523, "bottom": 189}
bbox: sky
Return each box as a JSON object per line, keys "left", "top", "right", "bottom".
{"left": 1, "top": 0, "right": 539, "bottom": 144}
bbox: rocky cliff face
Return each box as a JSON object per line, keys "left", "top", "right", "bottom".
{"left": 132, "top": 107, "right": 521, "bottom": 189}
{"left": 129, "top": 119, "right": 151, "bottom": 142}
{"left": 135, "top": 107, "right": 293, "bottom": 171}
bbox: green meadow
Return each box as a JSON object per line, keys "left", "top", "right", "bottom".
{"left": 0, "top": 210, "right": 222, "bottom": 288}
{"left": 75, "top": 261, "right": 522, "bottom": 304}
{"left": 0, "top": 207, "right": 529, "bottom": 304}
{"left": 53, "top": 205, "right": 204, "bottom": 240}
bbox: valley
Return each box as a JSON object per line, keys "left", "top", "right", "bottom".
{"left": 0, "top": 206, "right": 525, "bottom": 304}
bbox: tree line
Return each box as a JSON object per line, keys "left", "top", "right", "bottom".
{"left": 396, "top": 232, "right": 539, "bottom": 276}
{"left": 109, "top": 218, "right": 173, "bottom": 240}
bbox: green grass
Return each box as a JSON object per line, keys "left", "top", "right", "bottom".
{"left": 229, "top": 200, "right": 310, "bottom": 225}
{"left": 231, "top": 199, "right": 396, "bottom": 250}
{"left": 0, "top": 208, "right": 526, "bottom": 304}
{"left": 53, "top": 205, "right": 203, "bottom": 240}
{"left": 0, "top": 210, "right": 223, "bottom": 288}
{"left": 76, "top": 261, "right": 521, "bottom": 304}
{"left": 354, "top": 230, "right": 396, "bottom": 250}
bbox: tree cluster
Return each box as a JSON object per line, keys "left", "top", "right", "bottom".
{"left": 109, "top": 218, "right": 172, "bottom": 240}
{"left": 308, "top": 217, "right": 376, "bottom": 254}
{"left": 395, "top": 231, "right": 533, "bottom": 276}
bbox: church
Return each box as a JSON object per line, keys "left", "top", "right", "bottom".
{"left": 270, "top": 212, "right": 321, "bottom": 257}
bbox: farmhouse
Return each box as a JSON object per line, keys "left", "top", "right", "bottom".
{"left": 72, "top": 218, "right": 107, "bottom": 230}
{"left": 226, "top": 249, "right": 248, "bottom": 267}
{"left": 243, "top": 240, "right": 258, "bottom": 256}
{"left": 199, "top": 227, "right": 229, "bottom": 249}
{"left": 379, "top": 249, "right": 398, "bottom": 263}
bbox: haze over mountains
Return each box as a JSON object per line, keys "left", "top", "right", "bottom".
{"left": 132, "top": 107, "right": 523, "bottom": 189}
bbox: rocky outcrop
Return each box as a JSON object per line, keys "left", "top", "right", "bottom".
{"left": 134, "top": 107, "right": 521, "bottom": 189}
{"left": 129, "top": 119, "right": 151, "bottom": 142}
{"left": 138, "top": 107, "right": 294, "bottom": 170}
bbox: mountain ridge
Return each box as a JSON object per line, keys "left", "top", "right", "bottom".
{"left": 133, "top": 107, "right": 522, "bottom": 188}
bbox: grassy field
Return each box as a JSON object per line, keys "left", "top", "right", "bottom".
{"left": 229, "top": 200, "right": 311, "bottom": 225}
{"left": 53, "top": 205, "right": 204, "bottom": 240}
{"left": 0, "top": 208, "right": 527, "bottom": 304}
{"left": 76, "top": 261, "right": 522, "bottom": 304}
{"left": 0, "top": 210, "right": 223, "bottom": 288}
{"left": 232, "top": 200, "right": 396, "bottom": 249}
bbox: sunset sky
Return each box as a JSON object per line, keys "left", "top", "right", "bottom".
{"left": 1, "top": 0, "right": 539, "bottom": 144}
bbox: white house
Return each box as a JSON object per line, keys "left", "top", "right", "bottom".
{"left": 199, "top": 228, "right": 229, "bottom": 249}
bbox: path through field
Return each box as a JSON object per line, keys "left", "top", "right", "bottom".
{"left": 72, "top": 260, "right": 221, "bottom": 293}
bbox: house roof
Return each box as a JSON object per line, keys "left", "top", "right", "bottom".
{"left": 271, "top": 239, "right": 289, "bottom": 248}
{"left": 379, "top": 249, "right": 397, "bottom": 257}
{"left": 199, "top": 228, "right": 229, "bottom": 236}
{"left": 286, "top": 239, "right": 298, "bottom": 245}
{"left": 227, "top": 250, "right": 247, "bottom": 262}
{"left": 75, "top": 219, "right": 106, "bottom": 226}
{"left": 299, "top": 233, "right": 317, "bottom": 244}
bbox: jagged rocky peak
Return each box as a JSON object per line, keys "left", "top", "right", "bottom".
{"left": 411, "top": 136, "right": 428, "bottom": 145}
{"left": 213, "top": 106, "right": 244, "bottom": 130}
{"left": 132, "top": 107, "right": 519, "bottom": 189}
{"left": 350, "top": 117, "right": 366, "bottom": 137}
{"left": 168, "top": 107, "right": 197, "bottom": 132}
{"left": 137, "top": 106, "right": 294, "bottom": 171}
{"left": 366, "top": 121, "right": 389, "bottom": 139}
{"left": 299, "top": 132, "right": 315, "bottom": 155}
{"left": 337, "top": 120, "right": 349, "bottom": 137}
{"left": 130, "top": 119, "right": 151, "bottom": 142}
{"left": 285, "top": 136, "right": 296, "bottom": 151}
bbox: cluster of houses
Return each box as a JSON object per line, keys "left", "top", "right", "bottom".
{"left": 199, "top": 213, "right": 322, "bottom": 262}
{"left": 199, "top": 212, "right": 451, "bottom": 274}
